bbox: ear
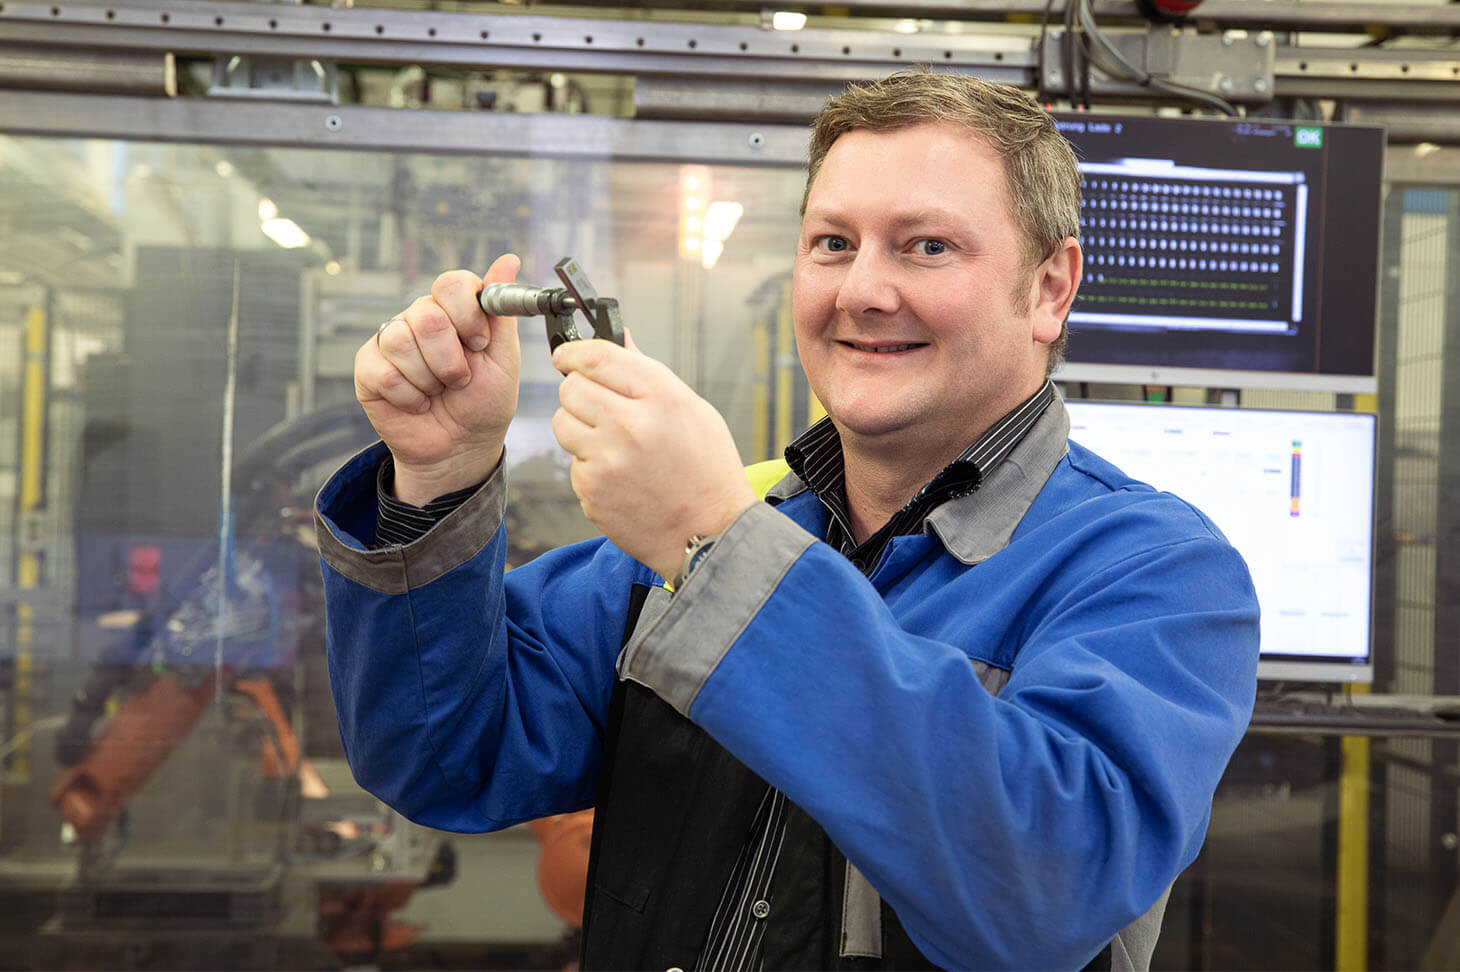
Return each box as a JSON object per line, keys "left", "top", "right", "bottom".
{"left": 1030, "top": 237, "right": 1082, "bottom": 346}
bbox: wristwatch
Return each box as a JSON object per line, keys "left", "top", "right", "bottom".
{"left": 670, "top": 533, "right": 718, "bottom": 592}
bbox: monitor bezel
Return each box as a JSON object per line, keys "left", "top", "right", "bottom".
{"left": 1054, "top": 113, "right": 1385, "bottom": 393}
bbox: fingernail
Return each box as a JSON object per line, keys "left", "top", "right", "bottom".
{"left": 468, "top": 335, "right": 489, "bottom": 351}
{"left": 452, "top": 374, "right": 472, "bottom": 389}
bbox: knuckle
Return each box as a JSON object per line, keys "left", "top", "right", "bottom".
{"left": 432, "top": 269, "right": 477, "bottom": 301}
{"left": 439, "top": 357, "right": 470, "bottom": 385}
{"left": 376, "top": 325, "right": 413, "bottom": 356}
{"left": 412, "top": 303, "right": 453, "bottom": 339}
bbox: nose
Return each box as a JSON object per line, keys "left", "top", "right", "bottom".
{"left": 834, "top": 248, "right": 900, "bottom": 317}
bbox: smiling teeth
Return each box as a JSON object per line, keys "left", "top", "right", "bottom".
{"left": 852, "top": 343, "right": 918, "bottom": 353}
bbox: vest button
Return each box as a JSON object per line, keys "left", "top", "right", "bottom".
{"left": 752, "top": 898, "right": 771, "bottom": 919}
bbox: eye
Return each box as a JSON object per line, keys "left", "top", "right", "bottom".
{"left": 815, "top": 235, "right": 850, "bottom": 253}
{"left": 915, "top": 239, "right": 948, "bottom": 256}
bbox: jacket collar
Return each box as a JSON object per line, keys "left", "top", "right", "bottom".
{"left": 764, "top": 391, "right": 1070, "bottom": 566}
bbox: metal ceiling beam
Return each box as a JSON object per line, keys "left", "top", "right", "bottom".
{"left": 0, "top": 1, "right": 1032, "bottom": 81}
{"left": 0, "top": 89, "right": 812, "bottom": 165}
{"left": 358, "top": 0, "right": 1460, "bottom": 32}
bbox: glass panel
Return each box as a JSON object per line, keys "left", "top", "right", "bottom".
{"left": 0, "top": 134, "right": 806, "bottom": 969}
{"left": 1, "top": 128, "right": 1457, "bottom": 972}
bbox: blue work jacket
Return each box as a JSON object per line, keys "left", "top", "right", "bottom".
{"left": 314, "top": 399, "right": 1260, "bottom": 970}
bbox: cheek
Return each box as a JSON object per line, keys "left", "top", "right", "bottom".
{"left": 791, "top": 270, "right": 836, "bottom": 331}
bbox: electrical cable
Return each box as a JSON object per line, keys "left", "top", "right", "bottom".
{"left": 1037, "top": 0, "right": 1059, "bottom": 104}
{"left": 1062, "top": 0, "right": 1078, "bottom": 109}
{"left": 0, "top": 714, "right": 67, "bottom": 763}
{"left": 1076, "top": 0, "right": 1239, "bottom": 116}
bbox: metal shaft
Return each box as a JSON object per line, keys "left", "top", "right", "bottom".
{"left": 479, "top": 282, "right": 577, "bottom": 318}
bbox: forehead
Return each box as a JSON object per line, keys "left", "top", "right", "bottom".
{"left": 805, "top": 122, "right": 1014, "bottom": 224}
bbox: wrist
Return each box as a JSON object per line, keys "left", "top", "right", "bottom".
{"left": 392, "top": 444, "right": 504, "bottom": 506}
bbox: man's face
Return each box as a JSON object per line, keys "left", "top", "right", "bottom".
{"left": 793, "top": 122, "right": 1065, "bottom": 454}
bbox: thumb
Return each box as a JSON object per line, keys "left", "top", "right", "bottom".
{"left": 483, "top": 251, "right": 521, "bottom": 289}
{"left": 477, "top": 252, "right": 522, "bottom": 356}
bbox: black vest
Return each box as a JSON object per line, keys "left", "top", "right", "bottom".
{"left": 578, "top": 584, "right": 939, "bottom": 971}
{"left": 578, "top": 587, "right": 1116, "bottom": 972}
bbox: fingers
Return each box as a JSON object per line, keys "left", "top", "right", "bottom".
{"left": 355, "top": 338, "right": 431, "bottom": 413}
{"left": 557, "top": 369, "right": 624, "bottom": 429}
{"left": 551, "top": 405, "right": 594, "bottom": 459}
{"left": 361, "top": 256, "right": 524, "bottom": 412}
{"left": 552, "top": 336, "right": 662, "bottom": 399}
{"left": 361, "top": 295, "right": 463, "bottom": 405}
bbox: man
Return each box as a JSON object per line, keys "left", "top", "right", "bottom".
{"left": 315, "top": 70, "right": 1259, "bottom": 970}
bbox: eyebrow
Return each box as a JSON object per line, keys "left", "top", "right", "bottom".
{"left": 802, "top": 208, "right": 964, "bottom": 231}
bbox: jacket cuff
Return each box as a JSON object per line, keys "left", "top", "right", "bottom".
{"left": 618, "top": 501, "right": 816, "bottom": 717}
{"left": 314, "top": 442, "right": 508, "bottom": 595}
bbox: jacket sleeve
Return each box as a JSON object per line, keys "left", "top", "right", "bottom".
{"left": 620, "top": 496, "right": 1260, "bottom": 970}
{"left": 314, "top": 442, "right": 644, "bottom": 833}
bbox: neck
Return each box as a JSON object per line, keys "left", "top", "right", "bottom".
{"left": 837, "top": 429, "right": 967, "bottom": 544}
{"left": 832, "top": 377, "right": 1050, "bottom": 544}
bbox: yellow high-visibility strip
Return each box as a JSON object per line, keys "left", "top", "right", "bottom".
{"left": 20, "top": 306, "right": 45, "bottom": 509}
{"left": 12, "top": 304, "right": 47, "bottom": 779}
{"left": 1336, "top": 684, "right": 1371, "bottom": 971}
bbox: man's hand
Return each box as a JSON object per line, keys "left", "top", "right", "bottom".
{"left": 551, "top": 334, "right": 758, "bottom": 582}
{"left": 355, "top": 254, "right": 522, "bottom": 506}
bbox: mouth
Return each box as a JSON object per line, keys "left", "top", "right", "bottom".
{"left": 839, "top": 340, "right": 928, "bottom": 354}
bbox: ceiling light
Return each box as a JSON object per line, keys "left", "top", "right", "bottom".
{"left": 258, "top": 197, "right": 278, "bottom": 221}
{"left": 771, "top": 11, "right": 807, "bottom": 31}
{"left": 215, "top": 160, "right": 234, "bottom": 177}
{"left": 261, "top": 217, "right": 310, "bottom": 249}
{"left": 703, "top": 201, "right": 743, "bottom": 242}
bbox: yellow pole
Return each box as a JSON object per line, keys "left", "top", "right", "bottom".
{"left": 11, "top": 303, "right": 47, "bottom": 780}
{"left": 774, "top": 281, "right": 794, "bottom": 453}
{"left": 752, "top": 309, "right": 771, "bottom": 461}
{"left": 1336, "top": 685, "right": 1371, "bottom": 970}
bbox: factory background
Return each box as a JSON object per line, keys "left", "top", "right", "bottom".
{"left": 0, "top": 0, "right": 1456, "bottom": 968}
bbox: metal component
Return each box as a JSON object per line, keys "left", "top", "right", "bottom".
{"left": 479, "top": 281, "right": 578, "bottom": 319}
{"left": 208, "top": 55, "right": 337, "bottom": 103}
{"left": 1039, "top": 28, "right": 1275, "bottom": 103}
{"left": 480, "top": 258, "right": 624, "bottom": 353}
{"left": 635, "top": 78, "right": 851, "bottom": 124}
{"left": 1348, "top": 103, "right": 1460, "bottom": 146}
{"left": 748, "top": 132, "right": 765, "bottom": 149}
{"left": 553, "top": 258, "right": 599, "bottom": 315}
{"left": 1444, "top": 833, "right": 1459, "bottom": 852}
{"left": 0, "top": 1, "right": 1034, "bottom": 84}
{"left": 0, "top": 43, "right": 174, "bottom": 95}
{"left": 0, "top": 91, "right": 811, "bottom": 164}
{"left": 1253, "top": 78, "right": 1270, "bottom": 95}
{"left": 324, "top": 113, "right": 342, "bottom": 131}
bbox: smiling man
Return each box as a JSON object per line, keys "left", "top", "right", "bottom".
{"left": 315, "top": 71, "right": 1260, "bottom": 971}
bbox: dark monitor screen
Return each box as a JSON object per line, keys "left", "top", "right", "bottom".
{"left": 1065, "top": 401, "right": 1377, "bottom": 683}
{"left": 1054, "top": 115, "right": 1385, "bottom": 392}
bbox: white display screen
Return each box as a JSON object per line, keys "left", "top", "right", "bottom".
{"left": 1065, "top": 402, "right": 1376, "bottom": 682}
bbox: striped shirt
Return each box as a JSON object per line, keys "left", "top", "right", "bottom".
{"left": 697, "top": 379, "right": 1055, "bottom": 971}
{"left": 373, "top": 456, "right": 481, "bottom": 547}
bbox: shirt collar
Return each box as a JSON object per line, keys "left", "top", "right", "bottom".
{"left": 768, "top": 382, "right": 1070, "bottom": 564}
{"left": 782, "top": 379, "right": 1056, "bottom": 504}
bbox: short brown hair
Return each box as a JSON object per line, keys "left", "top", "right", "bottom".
{"left": 804, "top": 70, "right": 1081, "bottom": 373}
